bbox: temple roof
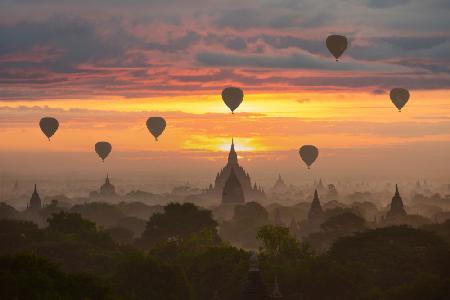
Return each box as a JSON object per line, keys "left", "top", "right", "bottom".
{"left": 308, "top": 189, "right": 324, "bottom": 220}
{"left": 388, "top": 184, "right": 407, "bottom": 217}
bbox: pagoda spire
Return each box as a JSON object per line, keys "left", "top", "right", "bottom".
{"left": 28, "top": 184, "right": 41, "bottom": 211}
{"left": 308, "top": 189, "right": 324, "bottom": 221}
{"left": 228, "top": 138, "right": 238, "bottom": 165}
{"left": 387, "top": 184, "right": 406, "bottom": 218}
{"left": 270, "top": 276, "right": 283, "bottom": 299}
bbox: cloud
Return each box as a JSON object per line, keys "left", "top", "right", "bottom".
{"left": 365, "top": 0, "right": 412, "bottom": 9}
{"left": 196, "top": 50, "right": 408, "bottom": 72}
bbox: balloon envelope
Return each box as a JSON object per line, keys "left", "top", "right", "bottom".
{"left": 39, "top": 117, "right": 59, "bottom": 140}
{"left": 326, "top": 35, "right": 348, "bottom": 61}
{"left": 299, "top": 145, "right": 319, "bottom": 169}
{"left": 222, "top": 87, "right": 244, "bottom": 113}
{"left": 390, "top": 88, "right": 410, "bottom": 112}
{"left": 146, "top": 117, "right": 166, "bottom": 141}
{"left": 95, "top": 141, "right": 112, "bottom": 162}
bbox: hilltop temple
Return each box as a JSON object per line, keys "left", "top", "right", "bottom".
{"left": 214, "top": 139, "right": 265, "bottom": 203}
{"left": 27, "top": 184, "right": 42, "bottom": 211}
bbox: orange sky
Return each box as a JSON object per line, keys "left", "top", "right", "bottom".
{"left": 1, "top": 0, "right": 450, "bottom": 182}
{"left": 1, "top": 90, "right": 449, "bottom": 153}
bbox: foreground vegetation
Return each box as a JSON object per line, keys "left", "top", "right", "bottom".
{"left": 1, "top": 202, "right": 450, "bottom": 299}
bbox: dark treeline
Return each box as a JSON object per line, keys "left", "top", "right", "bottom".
{"left": 1, "top": 201, "right": 450, "bottom": 300}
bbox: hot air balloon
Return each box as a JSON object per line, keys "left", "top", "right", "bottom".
{"left": 146, "top": 117, "right": 166, "bottom": 141}
{"left": 222, "top": 87, "right": 244, "bottom": 113}
{"left": 95, "top": 141, "right": 112, "bottom": 162}
{"left": 326, "top": 35, "right": 348, "bottom": 61}
{"left": 299, "top": 145, "right": 319, "bottom": 169}
{"left": 390, "top": 88, "right": 410, "bottom": 112}
{"left": 39, "top": 117, "right": 59, "bottom": 141}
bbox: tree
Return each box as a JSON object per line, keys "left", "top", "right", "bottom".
{"left": 183, "top": 246, "right": 249, "bottom": 300}
{"left": 234, "top": 202, "right": 269, "bottom": 223}
{"left": 70, "top": 202, "right": 125, "bottom": 228}
{"left": 219, "top": 202, "right": 270, "bottom": 249}
{"left": 257, "top": 225, "right": 310, "bottom": 260}
{"left": 106, "top": 226, "right": 134, "bottom": 244}
{"left": 137, "top": 202, "right": 219, "bottom": 249}
{"left": 0, "top": 202, "right": 18, "bottom": 220}
{"left": 330, "top": 226, "right": 450, "bottom": 290}
{"left": 47, "top": 211, "right": 97, "bottom": 235}
{"left": 386, "top": 273, "right": 450, "bottom": 300}
{"left": 0, "top": 219, "right": 40, "bottom": 254}
{"left": 320, "top": 212, "right": 366, "bottom": 232}
{"left": 0, "top": 253, "right": 114, "bottom": 299}
{"left": 113, "top": 254, "right": 194, "bottom": 300}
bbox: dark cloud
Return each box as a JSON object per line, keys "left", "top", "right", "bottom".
{"left": 213, "top": 9, "right": 301, "bottom": 29}
{"left": 196, "top": 51, "right": 404, "bottom": 72}
{"left": 224, "top": 37, "right": 247, "bottom": 51}
{"left": 376, "top": 36, "right": 448, "bottom": 51}
{"left": 365, "top": 0, "right": 412, "bottom": 9}
{"left": 0, "top": 16, "right": 146, "bottom": 73}
{"left": 372, "top": 89, "right": 385, "bottom": 95}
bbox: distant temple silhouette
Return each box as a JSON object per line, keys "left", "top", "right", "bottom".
{"left": 315, "top": 178, "right": 325, "bottom": 191}
{"left": 27, "top": 184, "right": 41, "bottom": 211}
{"left": 299, "top": 189, "right": 325, "bottom": 237}
{"left": 308, "top": 189, "right": 324, "bottom": 221}
{"left": 386, "top": 184, "right": 407, "bottom": 218}
{"left": 241, "top": 252, "right": 268, "bottom": 300}
{"left": 90, "top": 174, "right": 117, "bottom": 198}
{"left": 214, "top": 139, "right": 265, "bottom": 202}
{"left": 272, "top": 174, "right": 288, "bottom": 193}
{"left": 222, "top": 168, "right": 245, "bottom": 204}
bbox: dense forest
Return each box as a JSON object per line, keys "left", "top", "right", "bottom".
{"left": 1, "top": 201, "right": 449, "bottom": 300}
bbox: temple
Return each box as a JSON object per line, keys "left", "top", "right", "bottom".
{"left": 90, "top": 174, "right": 117, "bottom": 198}
{"left": 272, "top": 174, "right": 288, "bottom": 193}
{"left": 222, "top": 168, "right": 245, "bottom": 204}
{"left": 27, "top": 184, "right": 42, "bottom": 211}
{"left": 298, "top": 189, "right": 325, "bottom": 237}
{"left": 241, "top": 252, "right": 269, "bottom": 300}
{"left": 214, "top": 139, "right": 265, "bottom": 202}
{"left": 100, "top": 174, "right": 116, "bottom": 196}
{"left": 386, "top": 184, "right": 407, "bottom": 218}
{"left": 308, "top": 189, "right": 324, "bottom": 221}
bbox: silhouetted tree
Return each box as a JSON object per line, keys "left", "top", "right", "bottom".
{"left": 137, "top": 202, "right": 219, "bottom": 249}
{"left": 0, "top": 253, "right": 114, "bottom": 299}
{"left": 257, "top": 225, "right": 311, "bottom": 260}
{"left": 330, "top": 226, "right": 450, "bottom": 291}
{"left": 114, "top": 254, "right": 194, "bottom": 300}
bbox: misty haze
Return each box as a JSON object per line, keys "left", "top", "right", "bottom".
{"left": 0, "top": 0, "right": 450, "bottom": 299}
